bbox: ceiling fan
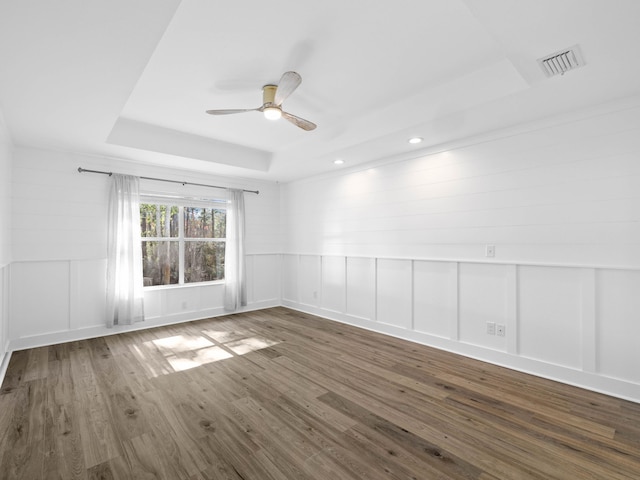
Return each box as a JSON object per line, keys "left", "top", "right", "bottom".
{"left": 206, "top": 71, "right": 317, "bottom": 131}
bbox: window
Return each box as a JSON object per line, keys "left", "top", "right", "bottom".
{"left": 140, "top": 199, "right": 226, "bottom": 286}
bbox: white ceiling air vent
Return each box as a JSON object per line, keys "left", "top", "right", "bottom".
{"left": 537, "top": 45, "right": 584, "bottom": 78}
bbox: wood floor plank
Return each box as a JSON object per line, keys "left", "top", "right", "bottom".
{"left": 43, "top": 358, "right": 87, "bottom": 480}
{"left": 68, "top": 348, "right": 122, "bottom": 469}
{"left": 22, "top": 347, "right": 49, "bottom": 382}
{"left": 319, "top": 390, "right": 483, "bottom": 480}
{"left": 0, "top": 306, "right": 639, "bottom": 479}
{"left": 0, "top": 379, "right": 47, "bottom": 479}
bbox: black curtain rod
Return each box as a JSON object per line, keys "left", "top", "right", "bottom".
{"left": 77, "top": 167, "right": 259, "bottom": 194}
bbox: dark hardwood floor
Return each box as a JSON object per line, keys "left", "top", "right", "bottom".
{"left": 0, "top": 307, "right": 639, "bottom": 479}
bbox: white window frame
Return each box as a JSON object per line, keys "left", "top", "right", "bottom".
{"left": 140, "top": 195, "right": 227, "bottom": 288}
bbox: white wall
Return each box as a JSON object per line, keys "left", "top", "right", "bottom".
{"left": 280, "top": 96, "right": 640, "bottom": 402}
{"left": 8, "top": 146, "right": 281, "bottom": 350}
{"left": 0, "top": 107, "right": 12, "bottom": 380}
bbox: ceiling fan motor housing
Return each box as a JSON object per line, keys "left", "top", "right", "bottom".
{"left": 262, "top": 85, "right": 277, "bottom": 106}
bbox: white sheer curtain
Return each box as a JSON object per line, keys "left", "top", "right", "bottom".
{"left": 224, "top": 188, "right": 247, "bottom": 311}
{"left": 106, "top": 174, "right": 145, "bottom": 327}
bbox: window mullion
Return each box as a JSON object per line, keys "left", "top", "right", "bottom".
{"left": 178, "top": 205, "right": 185, "bottom": 285}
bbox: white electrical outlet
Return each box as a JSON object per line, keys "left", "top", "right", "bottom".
{"left": 485, "top": 245, "right": 496, "bottom": 257}
{"left": 497, "top": 324, "right": 505, "bottom": 337}
{"left": 486, "top": 322, "right": 496, "bottom": 335}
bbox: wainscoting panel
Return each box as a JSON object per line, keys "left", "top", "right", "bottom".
{"left": 281, "top": 253, "right": 640, "bottom": 403}
{"left": 8, "top": 254, "right": 280, "bottom": 351}
{"left": 10, "top": 261, "right": 70, "bottom": 339}
{"left": 143, "top": 288, "right": 163, "bottom": 319}
{"left": 518, "top": 266, "right": 583, "bottom": 369}
{"left": 250, "top": 254, "right": 280, "bottom": 303}
{"left": 458, "top": 263, "right": 508, "bottom": 352}
{"left": 413, "top": 260, "right": 456, "bottom": 338}
{"left": 72, "top": 259, "right": 107, "bottom": 330}
{"left": 164, "top": 283, "right": 209, "bottom": 316}
{"left": 321, "top": 256, "right": 346, "bottom": 313}
{"left": 345, "top": 257, "right": 375, "bottom": 321}
{"left": 0, "top": 264, "right": 9, "bottom": 383}
{"left": 298, "top": 255, "right": 320, "bottom": 308}
{"left": 281, "top": 254, "right": 299, "bottom": 303}
{"left": 596, "top": 269, "right": 640, "bottom": 383}
{"left": 376, "top": 259, "right": 412, "bottom": 329}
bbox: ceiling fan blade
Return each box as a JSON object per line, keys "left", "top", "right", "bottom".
{"left": 274, "top": 71, "right": 302, "bottom": 106}
{"left": 281, "top": 111, "right": 317, "bottom": 131}
{"left": 205, "top": 108, "right": 259, "bottom": 115}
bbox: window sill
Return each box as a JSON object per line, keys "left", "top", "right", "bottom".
{"left": 143, "top": 280, "right": 225, "bottom": 291}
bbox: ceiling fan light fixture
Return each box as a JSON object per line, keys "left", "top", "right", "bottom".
{"left": 263, "top": 106, "right": 282, "bottom": 120}
{"left": 206, "top": 72, "right": 316, "bottom": 130}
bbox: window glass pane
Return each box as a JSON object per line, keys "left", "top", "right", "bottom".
{"left": 214, "top": 208, "right": 226, "bottom": 238}
{"left": 184, "top": 207, "right": 226, "bottom": 238}
{"left": 140, "top": 204, "right": 178, "bottom": 237}
{"left": 140, "top": 204, "right": 157, "bottom": 237}
{"left": 184, "top": 241, "right": 225, "bottom": 283}
{"left": 142, "top": 240, "right": 179, "bottom": 285}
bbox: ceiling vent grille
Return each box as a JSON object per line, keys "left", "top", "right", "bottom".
{"left": 537, "top": 45, "right": 584, "bottom": 77}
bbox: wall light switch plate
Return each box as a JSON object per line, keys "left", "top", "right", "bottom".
{"left": 497, "top": 324, "right": 505, "bottom": 337}
{"left": 486, "top": 245, "right": 496, "bottom": 257}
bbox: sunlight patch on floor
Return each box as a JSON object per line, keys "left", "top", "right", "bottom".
{"left": 166, "top": 346, "right": 233, "bottom": 372}
{"left": 151, "top": 334, "right": 214, "bottom": 354}
{"left": 141, "top": 331, "right": 281, "bottom": 374}
{"left": 202, "top": 329, "right": 249, "bottom": 343}
{"left": 225, "top": 337, "right": 279, "bottom": 355}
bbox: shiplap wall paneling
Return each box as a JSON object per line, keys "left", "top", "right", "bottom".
{"left": 518, "top": 266, "right": 582, "bottom": 369}
{"left": 596, "top": 269, "right": 640, "bottom": 383}
{"left": 10, "top": 261, "right": 70, "bottom": 339}
{"left": 280, "top": 102, "right": 640, "bottom": 267}
{"left": 458, "top": 263, "right": 508, "bottom": 351}
{"left": 12, "top": 147, "right": 281, "bottom": 262}
{"left": 376, "top": 259, "right": 412, "bottom": 329}
{"left": 12, "top": 152, "right": 109, "bottom": 261}
{"left": 345, "top": 257, "right": 376, "bottom": 321}
{"left": 321, "top": 256, "right": 346, "bottom": 313}
{"left": 413, "top": 260, "right": 456, "bottom": 339}
{"left": 0, "top": 120, "right": 11, "bottom": 267}
{"left": 298, "top": 255, "right": 320, "bottom": 308}
{"left": 244, "top": 190, "right": 281, "bottom": 254}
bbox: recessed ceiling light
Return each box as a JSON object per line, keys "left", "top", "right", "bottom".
{"left": 334, "top": 159, "right": 345, "bottom": 165}
{"left": 408, "top": 137, "right": 423, "bottom": 144}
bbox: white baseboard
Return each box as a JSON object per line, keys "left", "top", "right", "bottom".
{"left": 282, "top": 300, "right": 640, "bottom": 405}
